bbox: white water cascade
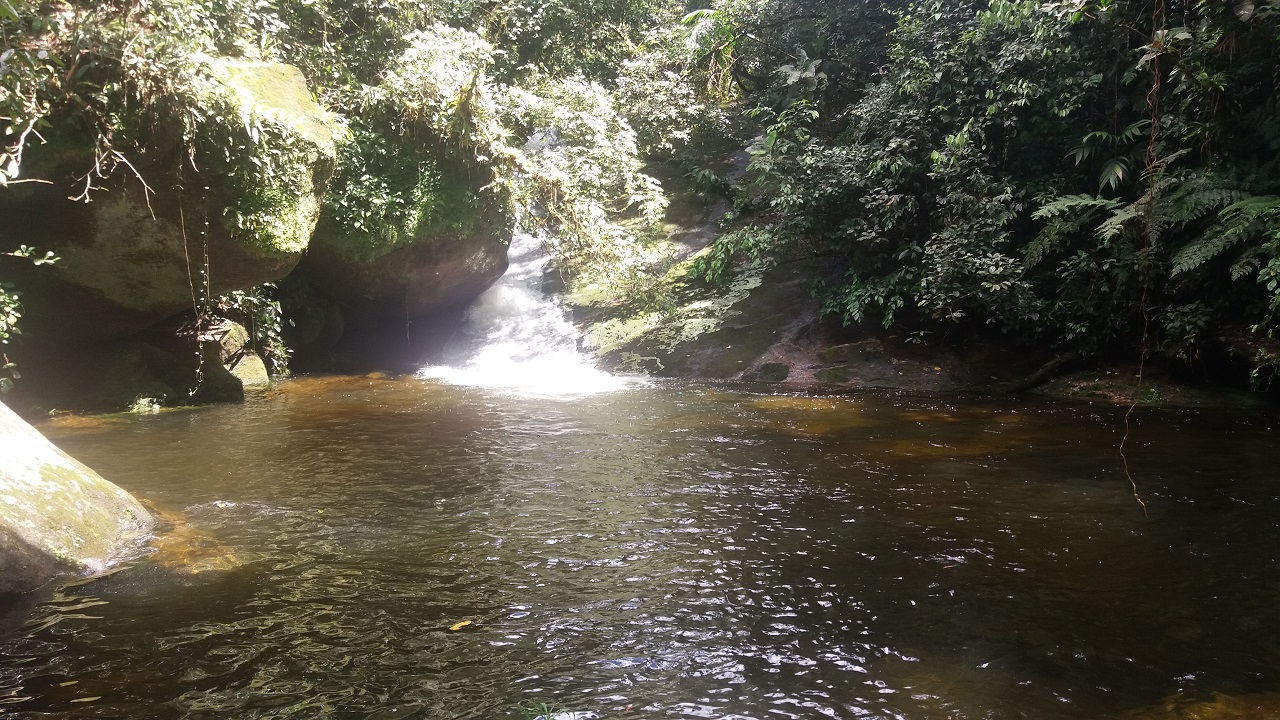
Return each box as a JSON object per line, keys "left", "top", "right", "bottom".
{"left": 418, "top": 232, "right": 633, "bottom": 396}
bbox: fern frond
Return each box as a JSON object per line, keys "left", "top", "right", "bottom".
{"left": 1026, "top": 195, "right": 1121, "bottom": 268}
{"left": 1032, "top": 194, "right": 1120, "bottom": 220}
{"left": 1026, "top": 218, "right": 1078, "bottom": 268}
{"left": 1252, "top": 107, "right": 1280, "bottom": 153}
{"left": 1218, "top": 194, "right": 1280, "bottom": 225}
{"left": 1163, "top": 172, "right": 1248, "bottom": 225}
{"left": 1142, "top": 148, "right": 1192, "bottom": 182}
{"left": 1230, "top": 247, "right": 1263, "bottom": 281}
{"left": 1097, "top": 200, "right": 1143, "bottom": 241}
{"left": 1171, "top": 228, "right": 1247, "bottom": 275}
{"left": 1171, "top": 196, "right": 1280, "bottom": 275}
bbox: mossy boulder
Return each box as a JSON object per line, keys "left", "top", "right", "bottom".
{"left": 3, "top": 340, "right": 186, "bottom": 412}
{"left": 188, "top": 343, "right": 246, "bottom": 405}
{"left": 0, "top": 58, "right": 338, "bottom": 345}
{"left": 229, "top": 353, "right": 271, "bottom": 387}
{"left": 747, "top": 362, "right": 792, "bottom": 383}
{"left": 1, "top": 333, "right": 258, "bottom": 413}
{"left": 0, "top": 401, "right": 153, "bottom": 596}
{"left": 300, "top": 135, "right": 511, "bottom": 320}
{"left": 295, "top": 28, "right": 512, "bottom": 322}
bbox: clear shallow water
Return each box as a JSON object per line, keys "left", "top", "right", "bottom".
{"left": 2, "top": 377, "right": 1279, "bottom": 720}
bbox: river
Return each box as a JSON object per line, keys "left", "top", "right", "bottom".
{"left": 2, "top": 377, "right": 1279, "bottom": 719}
{"left": 4, "top": 233, "right": 1280, "bottom": 719}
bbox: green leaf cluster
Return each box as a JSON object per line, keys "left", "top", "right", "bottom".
{"left": 688, "top": 0, "right": 1280, "bottom": 372}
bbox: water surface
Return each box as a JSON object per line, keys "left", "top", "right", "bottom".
{"left": 2, "top": 377, "right": 1278, "bottom": 719}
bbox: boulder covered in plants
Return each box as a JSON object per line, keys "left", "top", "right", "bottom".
{"left": 302, "top": 142, "right": 512, "bottom": 320}
{"left": 297, "top": 25, "right": 513, "bottom": 322}
{"left": 0, "top": 58, "right": 338, "bottom": 346}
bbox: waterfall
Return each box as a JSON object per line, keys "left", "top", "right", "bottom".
{"left": 419, "top": 232, "right": 631, "bottom": 396}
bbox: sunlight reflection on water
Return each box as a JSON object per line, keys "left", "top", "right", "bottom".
{"left": 5, "top": 369, "right": 1280, "bottom": 719}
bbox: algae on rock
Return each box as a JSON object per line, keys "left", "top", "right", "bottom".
{"left": 0, "top": 401, "right": 153, "bottom": 596}
{"left": 195, "top": 58, "right": 338, "bottom": 257}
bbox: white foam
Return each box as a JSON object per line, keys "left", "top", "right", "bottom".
{"left": 419, "top": 232, "right": 635, "bottom": 398}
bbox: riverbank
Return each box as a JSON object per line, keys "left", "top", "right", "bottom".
{"left": 563, "top": 175, "right": 1275, "bottom": 412}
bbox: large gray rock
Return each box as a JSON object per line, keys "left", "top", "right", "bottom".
{"left": 229, "top": 352, "right": 270, "bottom": 387}
{"left": 297, "top": 26, "right": 512, "bottom": 322}
{"left": 0, "top": 401, "right": 153, "bottom": 595}
{"left": 303, "top": 222, "right": 510, "bottom": 320}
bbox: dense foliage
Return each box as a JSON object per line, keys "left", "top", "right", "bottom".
{"left": 691, "top": 0, "right": 1280, "bottom": 380}
{"left": 6, "top": 0, "right": 1280, "bottom": 385}
{"left": 0, "top": 0, "right": 689, "bottom": 375}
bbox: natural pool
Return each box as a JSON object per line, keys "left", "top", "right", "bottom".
{"left": 2, "top": 376, "right": 1278, "bottom": 719}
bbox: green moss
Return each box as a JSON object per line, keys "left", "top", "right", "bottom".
{"left": 816, "top": 367, "right": 853, "bottom": 384}
{"left": 315, "top": 125, "right": 491, "bottom": 263}
{"left": 194, "top": 60, "right": 338, "bottom": 256}
{"left": 13, "top": 464, "right": 144, "bottom": 567}
{"left": 611, "top": 352, "right": 666, "bottom": 374}
{"left": 750, "top": 362, "right": 791, "bottom": 382}
{"left": 584, "top": 314, "right": 661, "bottom": 355}
{"left": 210, "top": 62, "right": 335, "bottom": 153}
{"left": 566, "top": 279, "right": 617, "bottom": 308}
{"left": 35, "top": 465, "right": 112, "bottom": 563}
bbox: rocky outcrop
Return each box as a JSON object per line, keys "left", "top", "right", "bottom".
{"left": 291, "top": 27, "right": 512, "bottom": 351}
{"left": 0, "top": 58, "right": 338, "bottom": 346}
{"left": 284, "top": 119, "right": 511, "bottom": 372}
{"left": 289, "top": 198, "right": 510, "bottom": 370}
{"left": 571, "top": 218, "right": 1273, "bottom": 406}
{"left": 0, "top": 401, "right": 153, "bottom": 596}
{"left": 566, "top": 174, "right": 1059, "bottom": 394}
{"left": 229, "top": 353, "right": 271, "bottom": 387}
{"left": 1118, "top": 692, "right": 1280, "bottom": 720}
{"left": 573, "top": 256, "right": 1076, "bottom": 395}
{"left": 580, "top": 263, "right": 807, "bottom": 379}
{"left": 303, "top": 212, "right": 510, "bottom": 321}
{"left": 2, "top": 321, "right": 267, "bottom": 412}
{"left": 301, "top": 141, "right": 510, "bottom": 323}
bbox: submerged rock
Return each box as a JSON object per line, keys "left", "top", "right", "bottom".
{"left": 146, "top": 506, "right": 243, "bottom": 575}
{"left": 746, "top": 362, "right": 791, "bottom": 383}
{"left": 1118, "top": 692, "right": 1280, "bottom": 720}
{"left": 0, "top": 401, "right": 153, "bottom": 596}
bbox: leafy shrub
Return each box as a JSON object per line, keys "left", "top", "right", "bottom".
{"left": 498, "top": 74, "right": 668, "bottom": 290}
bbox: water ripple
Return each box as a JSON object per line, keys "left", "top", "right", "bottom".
{"left": 2, "top": 384, "right": 1279, "bottom": 718}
